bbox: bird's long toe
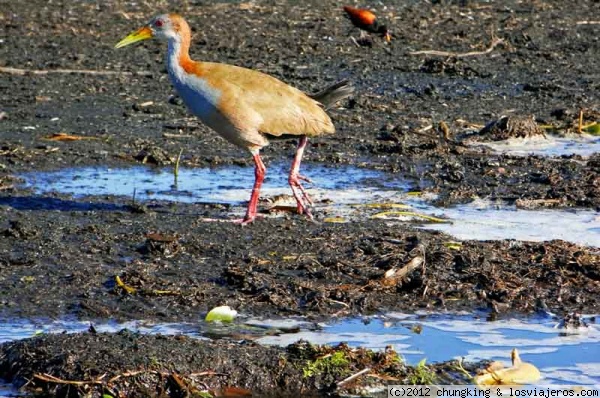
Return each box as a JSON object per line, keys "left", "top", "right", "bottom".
{"left": 296, "top": 174, "right": 313, "bottom": 183}
{"left": 289, "top": 175, "right": 314, "bottom": 217}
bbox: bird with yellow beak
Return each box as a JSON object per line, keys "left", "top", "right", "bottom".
{"left": 116, "top": 14, "right": 353, "bottom": 224}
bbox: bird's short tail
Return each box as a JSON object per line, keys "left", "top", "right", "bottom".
{"left": 309, "top": 80, "right": 354, "bottom": 109}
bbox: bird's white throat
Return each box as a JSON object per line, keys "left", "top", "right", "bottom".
{"left": 166, "top": 38, "right": 221, "bottom": 121}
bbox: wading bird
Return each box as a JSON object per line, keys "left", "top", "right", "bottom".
{"left": 343, "top": 6, "right": 392, "bottom": 42}
{"left": 115, "top": 14, "right": 353, "bottom": 224}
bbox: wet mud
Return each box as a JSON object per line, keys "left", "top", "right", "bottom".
{"left": 1, "top": 0, "right": 599, "bottom": 396}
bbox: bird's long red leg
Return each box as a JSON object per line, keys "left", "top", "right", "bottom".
{"left": 289, "top": 136, "right": 314, "bottom": 218}
{"left": 199, "top": 153, "right": 265, "bottom": 224}
{"left": 241, "top": 152, "right": 266, "bottom": 225}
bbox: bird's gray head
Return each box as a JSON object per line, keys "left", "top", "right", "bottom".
{"left": 115, "top": 13, "right": 190, "bottom": 48}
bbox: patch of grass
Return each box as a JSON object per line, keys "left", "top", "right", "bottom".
{"left": 303, "top": 351, "right": 350, "bottom": 378}
{"left": 148, "top": 356, "right": 161, "bottom": 368}
{"left": 408, "top": 358, "right": 437, "bottom": 385}
{"left": 389, "top": 350, "right": 402, "bottom": 364}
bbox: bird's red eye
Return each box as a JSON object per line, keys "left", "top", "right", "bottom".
{"left": 154, "top": 19, "right": 164, "bottom": 27}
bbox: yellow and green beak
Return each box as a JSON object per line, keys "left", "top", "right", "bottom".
{"left": 115, "top": 26, "right": 153, "bottom": 48}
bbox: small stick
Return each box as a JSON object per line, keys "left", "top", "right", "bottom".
{"left": 34, "top": 373, "right": 104, "bottom": 386}
{"left": 35, "top": 369, "right": 221, "bottom": 388}
{"left": 163, "top": 133, "right": 195, "bottom": 138}
{"left": 383, "top": 255, "right": 424, "bottom": 282}
{"left": 174, "top": 148, "right": 184, "bottom": 179}
{"left": 336, "top": 367, "right": 371, "bottom": 388}
{"left": 107, "top": 370, "right": 162, "bottom": 384}
{"left": 412, "top": 126, "right": 439, "bottom": 140}
{"left": 578, "top": 110, "right": 584, "bottom": 133}
{"left": 132, "top": 188, "right": 137, "bottom": 207}
{"left": 455, "top": 119, "right": 485, "bottom": 129}
{"left": 454, "top": 358, "right": 474, "bottom": 380}
{"left": 0, "top": 66, "right": 153, "bottom": 77}
{"left": 417, "top": 124, "right": 434, "bottom": 133}
{"left": 409, "top": 37, "right": 505, "bottom": 58}
{"left": 189, "top": 371, "right": 229, "bottom": 377}
{"left": 327, "top": 298, "right": 350, "bottom": 308}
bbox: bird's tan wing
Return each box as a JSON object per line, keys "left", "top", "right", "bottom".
{"left": 201, "top": 62, "right": 335, "bottom": 138}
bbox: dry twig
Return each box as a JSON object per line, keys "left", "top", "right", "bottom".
{"left": 34, "top": 369, "right": 226, "bottom": 388}
{"left": 163, "top": 133, "right": 195, "bottom": 138}
{"left": 0, "top": 66, "right": 152, "bottom": 77}
{"left": 384, "top": 256, "right": 425, "bottom": 281}
{"left": 34, "top": 373, "right": 105, "bottom": 386}
{"left": 336, "top": 367, "right": 371, "bottom": 388}
{"left": 409, "top": 37, "right": 505, "bottom": 58}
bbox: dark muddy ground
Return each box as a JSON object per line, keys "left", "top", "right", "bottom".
{"left": 0, "top": 330, "right": 481, "bottom": 397}
{"left": 1, "top": 0, "right": 599, "bottom": 396}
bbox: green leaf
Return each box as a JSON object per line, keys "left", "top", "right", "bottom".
{"left": 582, "top": 123, "right": 600, "bottom": 135}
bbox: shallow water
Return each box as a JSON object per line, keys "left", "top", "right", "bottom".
{"left": 257, "top": 313, "right": 600, "bottom": 385}
{"left": 475, "top": 134, "right": 600, "bottom": 157}
{"left": 411, "top": 199, "right": 600, "bottom": 247}
{"left": 0, "top": 313, "right": 598, "bottom": 386}
{"left": 0, "top": 386, "right": 22, "bottom": 397}
{"left": 18, "top": 164, "right": 600, "bottom": 247}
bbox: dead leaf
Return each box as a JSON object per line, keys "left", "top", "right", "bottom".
{"left": 44, "top": 132, "right": 96, "bottom": 141}
{"left": 212, "top": 386, "right": 252, "bottom": 397}
{"left": 371, "top": 210, "right": 449, "bottom": 223}
{"left": 324, "top": 217, "right": 347, "bottom": 223}
{"left": 474, "top": 349, "right": 541, "bottom": 385}
{"left": 115, "top": 275, "right": 137, "bottom": 294}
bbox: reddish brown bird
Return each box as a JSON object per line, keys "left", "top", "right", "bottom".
{"left": 343, "top": 6, "right": 391, "bottom": 42}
